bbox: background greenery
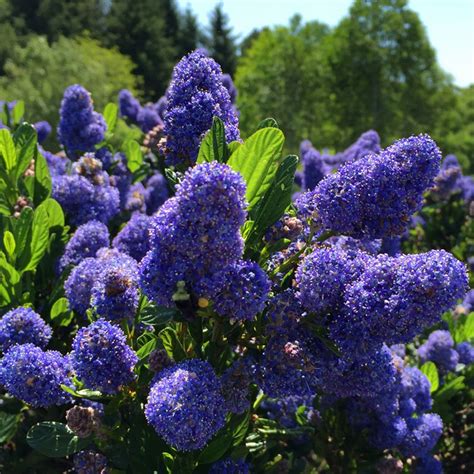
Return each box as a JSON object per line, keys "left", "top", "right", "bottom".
{"left": 0, "top": 0, "right": 472, "bottom": 171}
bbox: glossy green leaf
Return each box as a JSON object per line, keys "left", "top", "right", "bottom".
{"left": 227, "top": 127, "right": 284, "bottom": 210}
{"left": 434, "top": 375, "right": 465, "bottom": 402}
{"left": 198, "top": 429, "right": 233, "bottom": 464}
{"left": 21, "top": 206, "right": 49, "bottom": 272}
{"left": 463, "top": 313, "right": 474, "bottom": 340}
{"left": 26, "top": 422, "right": 90, "bottom": 457}
{"left": 246, "top": 155, "right": 298, "bottom": 246}
{"left": 38, "top": 198, "right": 65, "bottom": 229}
{"left": 0, "top": 412, "right": 20, "bottom": 443}
{"left": 136, "top": 337, "right": 160, "bottom": 360}
{"left": 3, "top": 231, "right": 15, "bottom": 258}
{"left": 124, "top": 140, "right": 143, "bottom": 173}
{"left": 33, "top": 152, "right": 52, "bottom": 205}
{"left": 159, "top": 327, "right": 186, "bottom": 361}
{"left": 197, "top": 116, "right": 228, "bottom": 164}
{"left": 13, "top": 207, "right": 33, "bottom": 264}
{"left": 103, "top": 103, "right": 118, "bottom": 134}
{"left": 0, "top": 129, "right": 16, "bottom": 172}
{"left": 13, "top": 124, "right": 37, "bottom": 178}
{"left": 230, "top": 411, "right": 250, "bottom": 447}
{"left": 257, "top": 117, "right": 279, "bottom": 130}
{"left": 420, "top": 361, "right": 439, "bottom": 393}
{"left": 11, "top": 100, "right": 25, "bottom": 125}
{"left": 50, "top": 297, "right": 74, "bottom": 326}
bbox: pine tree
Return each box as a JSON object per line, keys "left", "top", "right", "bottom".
{"left": 206, "top": 3, "right": 237, "bottom": 75}
{"left": 7, "top": 0, "right": 106, "bottom": 40}
{"left": 178, "top": 7, "right": 200, "bottom": 56}
{"left": 105, "top": 0, "right": 177, "bottom": 99}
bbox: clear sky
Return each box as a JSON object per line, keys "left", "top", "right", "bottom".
{"left": 177, "top": 0, "right": 474, "bottom": 87}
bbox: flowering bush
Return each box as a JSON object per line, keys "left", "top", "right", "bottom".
{"left": 0, "top": 50, "right": 472, "bottom": 473}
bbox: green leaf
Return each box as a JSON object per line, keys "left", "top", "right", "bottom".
{"left": 246, "top": 155, "right": 298, "bottom": 246}
{"left": 11, "top": 100, "right": 25, "bottom": 125}
{"left": 159, "top": 327, "right": 186, "bottom": 361}
{"left": 0, "top": 252, "right": 20, "bottom": 293}
{"left": 198, "top": 429, "right": 233, "bottom": 464}
{"left": 230, "top": 411, "right": 250, "bottom": 447}
{"left": 124, "top": 140, "right": 143, "bottom": 173}
{"left": 33, "top": 151, "right": 52, "bottom": 205}
{"left": 228, "top": 141, "right": 242, "bottom": 155}
{"left": 227, "top": 128, "right": 285, "bottom": 210}
{"left": 420, "top": 361, "right": 439, "bottom": 393}
{"left": 139, "top": 300, "right": 178, "bottom": 326}
{"left": 257, "top": 117, "right": 279, "bottom": 130}
{"left": 38, "top": 198, "right": 65, "bottom": 229}
{"left": 50, "top": 297, "right": 74, "bottom": 326}
{"left": 197, "top": 116, "right": 228, "bottom": 164}
{"left": 463, "top": 313, "right": 474, "bottom": 340}
{"left": 434, "top": 375, "right": 465, "bottom": 402}
{"left": 21, "top": 206, "right": 49, "bottom": 272}
{"left": 163, "top": 452, "right": 174, "bottom": 474}
{"left": 103, "top": 103, "right": 118, "bottom": 134}
{"left": 0, "top": 412, "right": 20, "bottom": 443}
{"left": 136, "top": 337, "right": 160, "bottom": 360}
{"left": 3, "top": 231, "right": 15, "bottom": 258}
{"left": 61, "top": 385, "right": 105, "bottom": 400}
{"left": 13, "top": 124, "right": 37, "bottom": 178}
{"left": 26, "top": 422, "right": 90, "bottom": 458}
{"left": 12, "top": 207, "right": 33, "bottom": 264}
{"left": 0, "top": 129, "right": 17, "bottom": 172}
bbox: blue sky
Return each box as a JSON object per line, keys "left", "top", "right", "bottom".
{"left": 177, "top": 0, "right": 474, "bottom": 87}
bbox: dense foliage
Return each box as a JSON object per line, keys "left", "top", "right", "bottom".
{"left": 0, "top": 47, "right": 472, "bottom": 474}
{"left": 0, "top": 0, "right": 472, "bottom": 172}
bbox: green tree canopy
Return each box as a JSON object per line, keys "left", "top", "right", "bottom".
{"left": 178, "top": 7, "right": 201, "bottom": 56}
{"left": 235, "top": 16, "right": 330, "bottom": 150}
{"left": 7, "top": 0, "right": 106, "bottom": 40}
{"left": 320, "top": 0, "right": 452, "bottom": 145}
{"left": 206, "top": 3, "right": 238, "bottom": 75}
{"left": 0, "top": 35, "right": 140, "bottom": 147}
{"left": 105, "top": 0, "right": 179, "bottom": 100}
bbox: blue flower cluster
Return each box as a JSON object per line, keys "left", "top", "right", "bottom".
{"left": 209, "top": 458, "right": 250, "bottom": 473}
{"left": 456, "top": 341, "right": 474, "bottom": 365}
{"left": 307, "top": 134, "right": 441, "bottom": 238}
{"left": 145, "top": 359, "right": 226, "bottom": 451}
{"left": 52, "top": 155, "right": 120, "bottom": 226}
{"left": 73, "top": 450, "right": 108, "bottom": 474}
{"left": 0, "top": 344, "right": 71, "bottom": 407}
{"left": 220, "top": 358, "right": 253, "bottom": 414}
{"left": 344, "top": 353, "right": 443, "bottom": 458}
{"left": 91, "top": 256, "right": 139, "bottom": 322}
{"left": 0, "top": 307, "right": 52, "bottom": 352}
{"left": 144, "top": 173, "right": 169, "bottom": 215}
{"left": 259, "top": 322, "right": 323, "bottom": 399}
{"left": 71, "top": 319, "right": 138, "bottom": 394}
{"left": 329, "top": 250, "right": 467, "bottom": 357}
{"left": 295, "top": 247, "right": 369, "bottom": 314}
{"left": 124, "top": 182, "right": 146, "bottom": 214}
{"left": 202, "top": 260, "right": 270, "bottom": 322}
{"left": 33, "top": 120, "right": 52, "bottom": 144}
{"left": 164, "top": 50, "right": 240, "bottom": 166}
{"left": 65, "top": 248, "right": 138, "bottom": 318}
{"left": 430, "top": 154, "right": 474, "bottom": 214}
{"left": 140, "top": 162, "right": 262, "bottom": 310}
{"left": 58, "top": 220, "right": 110, "bottom": 272}
{"left": 57, "top": 85, "right": 106, "bottom": 158}
{"left": 298, "top": 130, "right": 381, "bottom": 191}
{"left": 112, "top": 213, "right": 152, "bottom": 261}
{"left": 118, "top": 89, "right": 164, "bottom": 132}
{"left": 418, "top": 330, "right": 458, "bottom": 372}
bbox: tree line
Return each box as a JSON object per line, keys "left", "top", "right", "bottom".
{"left": 0, "top": 0, "right": 472, "bottom": 171}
